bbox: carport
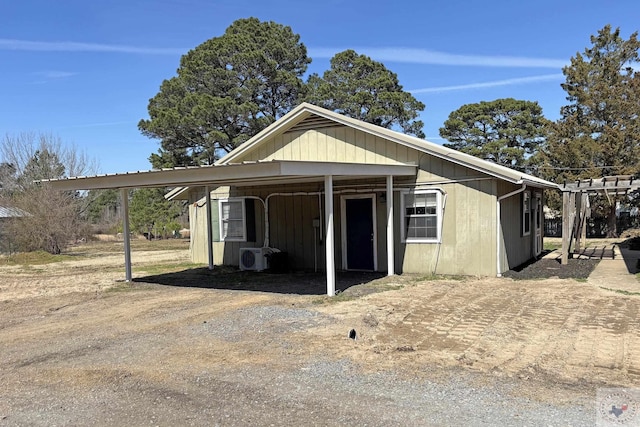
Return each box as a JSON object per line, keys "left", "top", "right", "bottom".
{"left": 45, "top": 160, "right": 416, "bottom": 296}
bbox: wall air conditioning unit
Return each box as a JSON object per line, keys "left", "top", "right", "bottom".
{"left": 239, "top": 247, "right": 272, "bottom": 271}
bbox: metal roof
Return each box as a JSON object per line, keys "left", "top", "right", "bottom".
{"left": 0, "top": 205, "right": 29, "bottom": 218}
{"left": 220, "top": 102, "right": 557, "bottom": 189}
{"left": 42, "top": 160, "right": 417, "bottom": 191}
{"left": 42, "top": 103, "right": 557, "bottom": 193}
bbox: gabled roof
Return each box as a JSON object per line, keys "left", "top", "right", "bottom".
{"left": 219, "top": 102, "right": 556, "bottom": 189}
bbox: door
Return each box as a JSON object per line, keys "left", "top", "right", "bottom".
{"left": 341, "top": 195, "right": 377, "bottom": 271}
{"left": 533, "top": 193, "right": 543, "bottom": 256}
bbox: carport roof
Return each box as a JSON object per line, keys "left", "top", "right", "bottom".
{"left": 42, "top": 159, "right": 417, "bottom": 191}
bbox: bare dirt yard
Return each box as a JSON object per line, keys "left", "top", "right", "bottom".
{"left": 1, "top": 239, "right": 639, "bottom": 426}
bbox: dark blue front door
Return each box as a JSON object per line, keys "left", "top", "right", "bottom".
{"left": 345, "top": 197, "right": 374, "bottom": 270}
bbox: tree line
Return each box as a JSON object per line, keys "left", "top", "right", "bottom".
{"left": 1, "top": 20, "right": 638, "bottom": 253}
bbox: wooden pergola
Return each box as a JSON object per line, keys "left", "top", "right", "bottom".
{"left": 560, "top": 175, "right": 640, "bottom": 264}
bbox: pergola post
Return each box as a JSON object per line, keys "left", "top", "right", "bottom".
{"left": 324, "top": 175, "right": 335, "bottom": 296}
{"left": 580, "top": 193, "right": 588, "bottom": 244}
{"left": 121, "top": 188, "right": 132, "bottom": 282}
{"left": 386, "top": 175, "right": 394, "bottom": 276}
{"left": 574, "top": 192, "right": 583, "bottom": 253}
{"left": 205, "top": 185, "right": 214, "bottom": 270}
{"left": 574, "top": 193, "right": 588, "bottom": 253}
{"left": 561, "top": 191, "right": 577, "bottom": 265}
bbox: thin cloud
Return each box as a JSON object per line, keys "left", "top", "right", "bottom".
{"left": 410, "top": 74, "right": 565, "bottom": 94}
{"left": 0, "top": 39, "right": 185, "bottom": 55}
{"left": 310, "top": 47, "right": 567, "bottom": 69}
{"left": 32, "top": 71, "right": 78, "bottom": 79}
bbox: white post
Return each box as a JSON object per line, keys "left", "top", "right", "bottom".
{"left": 205, "top": 186, "right": 214, "bottom": 270}
{"left": 121, "top": 188, "right": 132, "bottom": 282}
{"left": 324, "top": 175, "right": 335, "bottom": 296}
{"left": 386, "top": 175, "right": 394, "bottom": 276}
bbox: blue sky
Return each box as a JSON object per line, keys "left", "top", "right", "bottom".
{"left": 0, "top": 0, "right": 637, "bottom": 174}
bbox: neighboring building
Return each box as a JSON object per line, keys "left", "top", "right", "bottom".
{"left": 171, "top": 103, "right": 556, "bottom": 276}
{"left": 0, "top": 204, "right": 29, "bottom": 253}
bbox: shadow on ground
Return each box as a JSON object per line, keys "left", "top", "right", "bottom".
{"left": 134, "top": 266, "right": 387, "bottom": 295}
{"left": 617, "top": 238, "right": 640, "bottom": 274}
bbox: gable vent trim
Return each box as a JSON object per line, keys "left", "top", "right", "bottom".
{"left": 285, "top": 115, "right": 343, "bottom": 133}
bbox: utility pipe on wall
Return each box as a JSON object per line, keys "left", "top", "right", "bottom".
{"left": 205, "top": 185, "right": 214, "bottom": 270}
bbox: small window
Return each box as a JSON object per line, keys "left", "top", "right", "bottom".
{"left": 219, "top": 199, "right": 246, "bottom": 241}
{"left": 401, "top": 191, "right": 441, "bottom": 243}
{"left": 522, "top": 191, "right": 531, "bottom": 236}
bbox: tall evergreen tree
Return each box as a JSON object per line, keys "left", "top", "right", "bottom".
{"left": 439, "top": 98, "right": 548, "bottom": 171}
{"left": 306, "top": 50, "right": 425, "bottom": 137}
{"left": 537, "top": 25, "right": 640, "bottom": 235}
{"left": 139, "top": 18, "right": 310, "bottom": 167}
{"left": 129, "top": 188, "right": 182, "bottom": 238}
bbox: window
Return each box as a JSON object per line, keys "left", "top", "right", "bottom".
{"left": 522, "top": 191, "right": 531, "bottom": 236}
{"left": 402, "top": 191, "right": 441, "bottom": 243}
{"left": 219, "top": 199, "right": 246, "bottom": 241}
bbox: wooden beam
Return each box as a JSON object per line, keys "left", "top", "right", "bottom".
{"left": 561, "top": 191, "right": 571, "bottom": 265}
{"left": 575, "top": 193, "right": 588, "bottom": 253}
{"left": 574, "top": 192, "right": 583, "bottom": 253}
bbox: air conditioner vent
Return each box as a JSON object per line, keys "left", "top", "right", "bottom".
{"left": 239, "top": 247, "right": 273, "bottom": 271}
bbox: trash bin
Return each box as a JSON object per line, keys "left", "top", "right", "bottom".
{"left": 266, "top": 251, "right": 289, "bottom": 273}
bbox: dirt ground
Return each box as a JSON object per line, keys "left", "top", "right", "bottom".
{"left": 1, "top": 239, "right": 639, "bottom": 425}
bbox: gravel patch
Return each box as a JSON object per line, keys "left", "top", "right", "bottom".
{"left": 211, "top": 359, "right": 595, "bottom": 427}
{"left": 198, "top": 305, "right": 333, "bottom": 341}
{"left": 503, "top": 258, "right": 600, "bottom": 280}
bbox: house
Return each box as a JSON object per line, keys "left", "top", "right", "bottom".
{"left": 169, "top": 103, "right": 556, "bottom": 279}
{"left": 45, "top": 103, "right": 556, "bottom": 295}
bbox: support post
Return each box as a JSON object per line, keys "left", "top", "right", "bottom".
{"left": 561, "top": 191, "right": 571, "bottom": 265}
{"left": 581, "top": 193, "right": 588, "bottom": 244}
{"left": 574, "top": 192, "right": 583, "bottom": 253}
{"left": 205, "top": 186, "right": 214, "bottom": 270}
{"left": 121, "top": 188, "right": 132, "bottom": 282}
{"left": 386, "top": 175, "right": 394, "bottom": 276}
{"left": 324, "top": 175, "right": 335, "bottom": 296}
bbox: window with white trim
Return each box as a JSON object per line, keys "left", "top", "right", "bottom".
{"left": 522, "top": 191, "right": 531, "bottom": 236}
{"left": 219, "top": 199, "right": 246, "bottom": 241}
{"left": 402, "top": 190, "right": 441, "bottom": 243}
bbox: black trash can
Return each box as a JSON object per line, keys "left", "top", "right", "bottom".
{"left": 266, "top": 251, "right": 289, "bottom": 273}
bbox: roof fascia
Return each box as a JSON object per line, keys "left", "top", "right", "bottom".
{"left": 43, "top": 160, "right": 417, "bottom": 192}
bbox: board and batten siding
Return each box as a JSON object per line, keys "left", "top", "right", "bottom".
{"left": 190, "top": 184, "right": 328, "bottom": 270}
{"left": 497, "top": 180, "right": 534, "bottom": 272}
{"left": 235, "top": 127, "right": 407, "bottom": 165}
{"left": 190, "top": 186, "right": 266, "bottom": 266}
{"left": 397, "top": 178, "right": 498, "bottom": 276}
{"left": 188, "top": 125, "right": 546, "bottom": 276}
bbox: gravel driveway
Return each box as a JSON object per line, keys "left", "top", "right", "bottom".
{"left": 1, "top": 243, "right": 637, "bottom": 426}
{"left": 0, "top": 285, "right": 601, "bottom": 426}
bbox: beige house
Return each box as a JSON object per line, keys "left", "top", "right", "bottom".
{"left": 46, "top": 102, "right": 556, "bottom": 295}
{"left": 170, "top": 103, "right": 556, "bottom": 279}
